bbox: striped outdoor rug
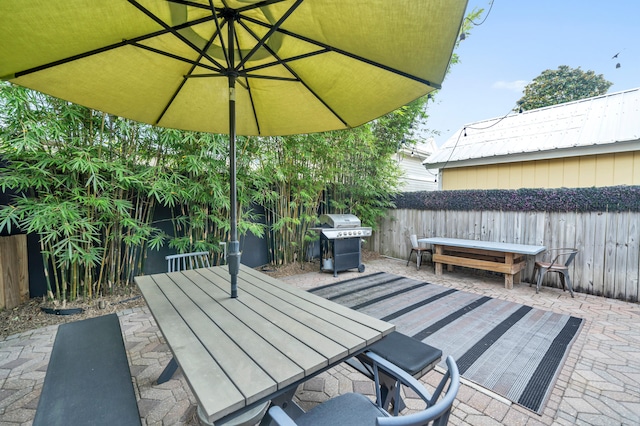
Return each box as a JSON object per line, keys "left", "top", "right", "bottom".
{"left": 309, "top": 272, "right": 583, "bottom": 414}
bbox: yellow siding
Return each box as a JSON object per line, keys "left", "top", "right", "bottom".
{"left": 476, "top": 166, "right": 487, "bottom": 188}
{"left": 534, "top": 160, "right": 550, "bottom": 188}
{"left": 613, "top": 153, "right": 633, "bottom": 185}
{"left": 498, "top": 164, "right": 510, "bottom": 189}
{"left": 548, "top": 159, "right": 565, "bottom": 186}
{"left": 595, "top": 154, "right": 616, "bottom": 186}
{"left": 520, "top": 162, "right": 537, "bottom": 188}
{"left": 508, "top": 162, "right": 522, "bottom": 189}
{"left": 562, "top": 157, "right": 581, "bottom": 188}
{"left": 486, "top": 164, "right": 499, "bottom": 188}
{"left": 578, "top": 156, "right": 597, "bottom": 187}
{"left": 442, "top": 151, "right": 640, "bottom": 190}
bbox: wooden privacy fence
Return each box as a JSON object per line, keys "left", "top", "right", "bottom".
{"left": 370, "top": 209, "right": 640, "bottom": 302}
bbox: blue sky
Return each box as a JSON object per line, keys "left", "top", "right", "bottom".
{"left": 423, "top": 0, "right": 640, "bottom": 147}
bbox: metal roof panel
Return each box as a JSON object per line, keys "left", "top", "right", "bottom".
{"left": 424, "top": 88, "right": 640, "bottom": 168}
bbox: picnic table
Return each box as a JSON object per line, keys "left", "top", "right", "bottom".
{"left": 135, "top": 265, "right": 394, "bottom": 425}
{"left": 419, "top": 237, "right": 546, "bottom": 289}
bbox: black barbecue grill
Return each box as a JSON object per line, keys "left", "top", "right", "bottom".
{"left": 314, "top": 214, "right": 372, "bottom": 277}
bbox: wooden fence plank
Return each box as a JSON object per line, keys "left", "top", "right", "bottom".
{"left": 592, "top": 212, "right": 607, "bottom": 296}
{"left": 0, "top": 235, "right": 29, "bottom": 310}
{"left": 614, "top": 212, "right": 629, "bottom": 300}
{"left": 625, "top": 213, "right": 640, "bottom": 302}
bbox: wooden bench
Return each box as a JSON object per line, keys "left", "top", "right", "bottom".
{"left": 33, "top": 314, "right": 141, "bottom": 426}
{"left": 347, "top": 331, "right": 442, "bottom": 410}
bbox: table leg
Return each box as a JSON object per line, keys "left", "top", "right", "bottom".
{"left": 379, "top": 371, "right": 406, "bottom": 412}
{"left": 434, "top": 245, "right": 443, "bottom": 275}
{"left": 505, "top": 253, "right": 514, "bottom": 289}
{"left": 260, "top": 388, "right": 303, "bottom": 425}
{"left": 505, "top": 273, "right": 514, "bottom": 289}
{"left": 157, "top": 357, "right": 179, "bottom": 384}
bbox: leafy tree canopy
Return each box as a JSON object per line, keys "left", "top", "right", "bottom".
{"left": 516, "top": 65, "right": 612, "bottom": 111}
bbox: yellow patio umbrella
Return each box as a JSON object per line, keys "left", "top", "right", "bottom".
{"left": 1, "top": 0, "right": 468, "bottom": 297}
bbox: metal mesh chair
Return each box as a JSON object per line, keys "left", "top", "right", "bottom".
{"left": 165, "top": 251, "right": 211, "bottom": 272}
{"left": 268, "top": 354, "right": 460, "bottom": 426}
{"left": 531, "top": 248, "right": 578, "bottom": 297}
{"left": 407, "top": 234, "right": 432, "bottom": 270}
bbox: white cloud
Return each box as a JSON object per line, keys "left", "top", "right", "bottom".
{"left": 492, "top": 80, "right": 529, "bottom": 92}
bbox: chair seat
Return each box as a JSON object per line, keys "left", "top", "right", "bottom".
{"left": 535, "top": 261, "right": 568, "bottom": 271}
{"left": 294, "top": 393, "right": 387, "bottom": 426}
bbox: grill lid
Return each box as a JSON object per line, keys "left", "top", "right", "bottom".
{"left": 319, "top": 214, "right": 361, "bottom": 228}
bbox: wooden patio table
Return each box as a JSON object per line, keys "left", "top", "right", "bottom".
{"left": 135, "top": 265, "right": 394, "bottom": 425}
{"left": 419, "top": 237, "right": 546, "bottom": 289}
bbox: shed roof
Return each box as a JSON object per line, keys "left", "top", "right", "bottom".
{"left": 424, "top": 87, "right": 640, "bottom": 168}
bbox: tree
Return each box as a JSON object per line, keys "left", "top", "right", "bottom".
{"left": 516, "top": 65, "right": 612, "bottom": 111}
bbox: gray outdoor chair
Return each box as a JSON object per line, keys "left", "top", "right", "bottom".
{"left": 531, "top": 248, "right": 578, "bottom": 297}
{"left": 407, "top": 234, "right": 433, "bottom": 270}
{"left": 165, "top": 251, "right": 211, "bottom": 272}
{"left": 268, "top": 353, "right": 460, "bottom": 426}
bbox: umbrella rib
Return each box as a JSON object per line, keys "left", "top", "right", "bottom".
{"left": 229, "top": 26, "right": 262, "bottom": 135}
{"left": 130, "top": 42, "right": 220, "bottom": 73}
{"left": 233, "top": 17, "right": 346, "bottom": 130}
{"left": 11, "top": 14, "right": 218, "bottom": 79}
{"left": 235, "top": 17, "right": 329, "bottom": 75}
{"left": 127, "top": 0, "right": 226, "bottom": 70}
{"left": 155, "top": 5, "right": 229, "bottom": 126}
{"left": 242, "top": 17, "right": 442, "bottom": 90}
{"left": 238, "top": 29, "right": 350, "bottom": 128}
{"left": 188, "top": 73, "right": 295, "bottom": 82}
{"left": 241, "top": 50, "right": 328, "bottom": 74}
{"left": 167, "top": 0, "right": 287, "bottom": 13}
{"left": 156, "top": 77, "right": 191, "bottom": 126}
{"left": 167, "top": 0, "right": 214, "bottom": 10}
{"left": 235, "top": 0, "right": 304, "bottom": 71}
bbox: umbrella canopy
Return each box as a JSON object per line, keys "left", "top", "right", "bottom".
{"left": 1, "top": 0, "right": 468, "bottom": 296}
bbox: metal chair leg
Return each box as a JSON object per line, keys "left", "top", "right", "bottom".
{"left": 406, "top": 249, "right": 415, "bottom": 266}
{"left": 563, "top": 273, "right": 575, "bottom": 298}
{"left": 535, "top": 268, "right": 547, "bottom": 294}
{"left": 530, "top": 266, "right": 538, "bottom": 287}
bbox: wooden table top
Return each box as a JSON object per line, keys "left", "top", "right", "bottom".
{"left": 419, "top": 237, "right": 546, "bottom": 255}
{"left": 135, "top": 265, "right": 394, "bottom": 423}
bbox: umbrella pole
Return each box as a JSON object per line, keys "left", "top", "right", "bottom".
{"left": 227, "top": 19, "right": 240, "bottom": 298}
{"left": 228, "top": 79, "right": 239, "bottom": 298}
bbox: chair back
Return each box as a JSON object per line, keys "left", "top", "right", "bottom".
{"left": 410, "top": 234, "right": 419, "bottom": 248}
{"left": 165, "top": 251, "right": 211, "bottom": 272}
{"left": 548, "top": 248, "right": 579, "bottom": 268}
{"left": 372, "top": 354, "right": 460, "bottom": 426}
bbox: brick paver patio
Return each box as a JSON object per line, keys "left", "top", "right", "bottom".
{"left": 1, "top": 257, "right": 638, "bottom": 425}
